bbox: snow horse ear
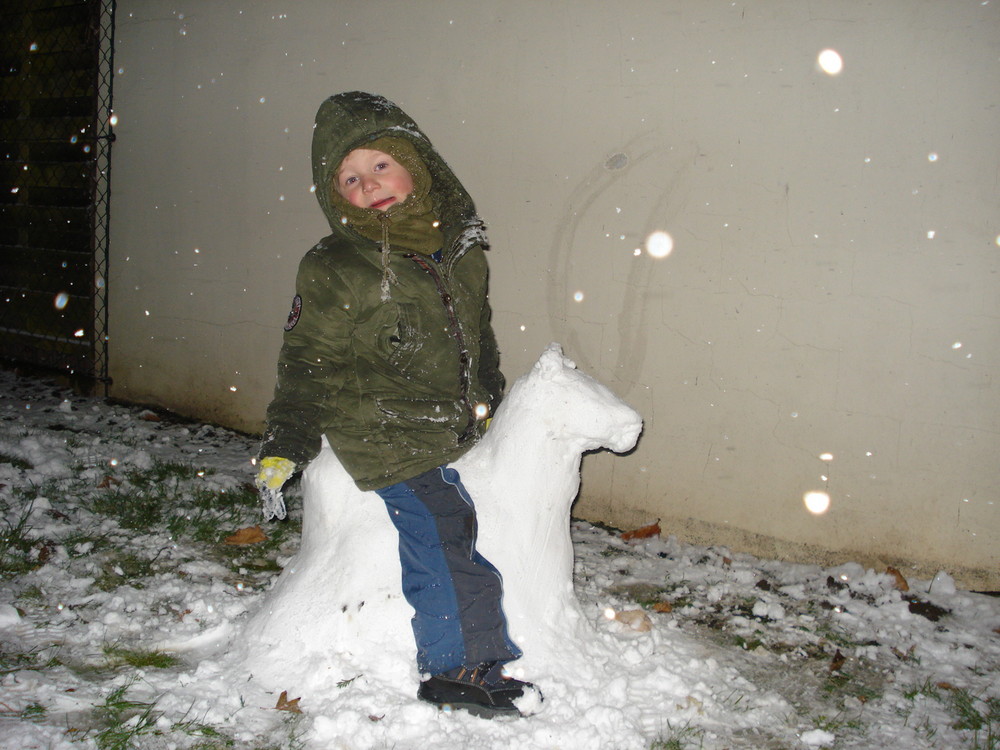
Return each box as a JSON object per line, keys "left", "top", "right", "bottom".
{"left": 536, "top": 342, "right": 575, "bottom": 381}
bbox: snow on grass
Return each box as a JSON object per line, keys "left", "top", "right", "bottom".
{"left": 0, "top": 368, "right": 998, "bottom": 749}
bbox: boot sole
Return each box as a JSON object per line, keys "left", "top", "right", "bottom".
{"left": 421, "top": 697, "right": 523, "bottom": 720}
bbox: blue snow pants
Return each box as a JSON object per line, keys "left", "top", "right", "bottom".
{"left": 375, "top": 465, "right": 522, "bottom": 675}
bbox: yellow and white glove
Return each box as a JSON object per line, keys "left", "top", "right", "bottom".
{"left": 255, "top": 456, "right": 295, "bottom": 520}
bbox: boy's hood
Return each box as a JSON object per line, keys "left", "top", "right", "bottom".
{"left": 312, "top": 91, "right": 483, "bottom": 256}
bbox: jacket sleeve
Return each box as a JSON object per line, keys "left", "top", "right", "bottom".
{"left": 259, "top": 250, "right": 355, "bottom": 469}
{"left": 477, "top": 289, "right": 505, "bottom": 413}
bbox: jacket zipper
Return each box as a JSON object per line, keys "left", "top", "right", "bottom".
{"left": 406, "top": 254, "right": 478, "bottom": 443}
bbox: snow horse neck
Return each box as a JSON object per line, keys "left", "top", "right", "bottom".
{"left": 457, "top": 343, "right": 643, "bottom": 665}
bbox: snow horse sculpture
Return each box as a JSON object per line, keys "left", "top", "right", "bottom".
{"left": 238, "top": 343, "right": 643, "bottom": 695}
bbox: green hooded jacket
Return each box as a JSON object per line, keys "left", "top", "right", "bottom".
{"left": 259, "top": 92, "right": 505, "bottom": 491}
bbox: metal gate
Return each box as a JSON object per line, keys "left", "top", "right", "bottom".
{"left": 0, "top": 0, "right": 116, "bottom": 393}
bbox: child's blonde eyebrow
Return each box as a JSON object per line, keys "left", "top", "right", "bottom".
{"left": 333, "top": 164, "right": 352, "bottom": 184}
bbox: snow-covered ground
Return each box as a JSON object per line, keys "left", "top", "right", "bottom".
{"left": 0, "top": 367, "right": 997, "bottom": 749}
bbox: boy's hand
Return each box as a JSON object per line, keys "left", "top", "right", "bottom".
{"left": 256, "top": 456, "right": 296, "bottom": 491}
{"left": 255, "top": 457, "right": 295, "bottom": 521}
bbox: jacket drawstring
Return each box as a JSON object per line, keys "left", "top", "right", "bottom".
{"left": 378, "top": 212, "right": 397, "bottom": 301}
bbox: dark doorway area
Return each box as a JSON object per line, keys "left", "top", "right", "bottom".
{"left": 0, "top": 0, "right": 116, "bottom": 393}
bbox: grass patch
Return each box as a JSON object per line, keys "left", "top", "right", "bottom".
{"left": 90, "top": 459, "right": 261, "bottom": 548}
{"left": 90, "top": 459, "right": 217, "bottom": 531}
{"left": 0, "top": 451, "right": 32, "bottom": 470}
{"left": 15, "top": 584, "right": 44, "bottom": 604}
{"left": 900, "top": 681, "right": 1000, "bottom": 749}
{"left": 167, "top": 484, "right": 260, "bottom": 545}
{"left": 82, "top": 458, "right": 294, "bottom": 590}
{"left": 20, "top": 702, "right": 46, "bottom": 720}
{"left": 94, "top": 551, "right": 158, "bottom": 592}
{"left": 0, "top": 645, "right": 41, "bottom": 675}
{"left": 0, "top": 497, "right": 37, "bottom": 578}
{"left": 949, "top": 688, "right": 1000, "bottom": 748}
{"left": 104, "top": 645, "right": 180, "bottom": 670}
{"left": 904, "top": 678, "right": 943, "bottom": 701}
{"left": 92, "top": 678, "right": 161, "bottom": 750}
{"left": 607, "top": 582, "right": 672, "bottom": 608}
{"left": 733, "top": 634, "right": 765, "bottom": 651}
{"left": 173, "top": 722, "right": 236, "bottom": 749}
{"left": 650, "top": 720, "right": 705, "bottom": 749}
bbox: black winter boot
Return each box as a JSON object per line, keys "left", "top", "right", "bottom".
{"left": 418, "top": 662, "right": 541, "bottom": 719}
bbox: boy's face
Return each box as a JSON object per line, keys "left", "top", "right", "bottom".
{"left": 335, "top": 148, "right": 414, "bottom": 211}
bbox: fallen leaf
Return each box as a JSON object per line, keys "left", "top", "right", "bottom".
{"left": 97, "top": 475, "right": 121, "bottom": 489}
{"left": 368, "top": 714, "right": 384, "bottom": 722}
{"left": 936, "top": 681, "right": 956, "bottom": 691}
{"left": 614, "top": 609, "right": 653, "bottom": 632}
{"left": 886, "top": 566, "right": 909, "bottom": 592}
{"left": 675, "top": 695, "right": 704, "bottom": 713}
{"left": 652, "top": 602, "right": 673, "bottom": 613}
{"left": 994, "top": 627, "right": 1000, "bottom": 636}
{"left": 830, "top": 649, "right": 846, "bottom": 672}
{"left": 224, "top": 525, "right": 267, "bottom": 545}
{"left": 621, "top": 521, "right": 661, "bottom": 541}
{"left": 891, "top": 644, "right": 917, "bottom": 661}
{"left": 722, "top": 556, "right": 733, "bottom": 567}
{"left": 138, "top": 410, "right": 161, "bottom": 422}
{"left": 275, "top": 690, "right": 301, "bottom": 713}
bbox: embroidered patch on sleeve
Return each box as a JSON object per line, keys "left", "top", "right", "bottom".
{"left": 284, "top": 294, "right": 302, "bottom": 331}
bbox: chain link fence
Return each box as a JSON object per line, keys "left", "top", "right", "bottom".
{"left": 0, "top": 0, "right": 116, "bottom": 394}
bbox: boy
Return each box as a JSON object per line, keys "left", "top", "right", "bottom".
{"left": 256, "top": 91, "right": 539, "bottom": 719}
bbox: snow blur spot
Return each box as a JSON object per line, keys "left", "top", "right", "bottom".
{"left": 803, "top": 491, "right": 831, "bottom": 515}
{"left": 54, "top": 292, "right": 69, "bottom": 310}
{"left": 817, "top": 49, "right": 843, "bottom": 75}
{"left": 646, "top": 231, "right": 673, "bottom": 259}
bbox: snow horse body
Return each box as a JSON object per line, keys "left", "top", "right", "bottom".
{"left": 238, "top": 344, "right": 642, "bottom": 693}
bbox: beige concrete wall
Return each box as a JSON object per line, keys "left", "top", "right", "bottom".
{"left": 109, "top": 1, "right": 1000, "bottom": 587}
